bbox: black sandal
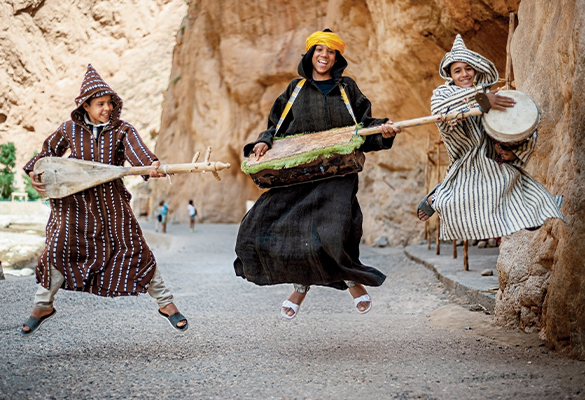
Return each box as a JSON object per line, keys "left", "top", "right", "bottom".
{"left": 20, "top": 309, "right": 57, "bottom": 337}
{"left": 158, "top": 310, "right": 189, "bottom": 332}
{"left": 417, "top": 186, "right": 438, "bottom": 221}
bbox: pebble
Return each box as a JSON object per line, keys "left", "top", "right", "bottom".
{"left": 373, "top": 236, "right": 389, "bottom": 248}
{"left": 481, "top": 269, "right": 494, "bottom": 276}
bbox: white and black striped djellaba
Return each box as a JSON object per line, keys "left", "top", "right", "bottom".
{"left": 24, "top": 64, "right": 158, "bottom": 296}
{"left": 428, "top": 35, "right": 564, "bottom": 241}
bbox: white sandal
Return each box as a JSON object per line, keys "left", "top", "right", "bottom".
{"left": 281, "top": 300, "right": 300, "bottom": 319}
{"left": 353, "top": 294, "right": 372, "bottom": 314}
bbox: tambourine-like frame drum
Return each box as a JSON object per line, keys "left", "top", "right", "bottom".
{"left": 482, "top": 90, "right": 541, "bottom": 145}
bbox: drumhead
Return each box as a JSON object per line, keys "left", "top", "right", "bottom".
{"left": 482, "top": 90, "right": 540, "bottom": 144}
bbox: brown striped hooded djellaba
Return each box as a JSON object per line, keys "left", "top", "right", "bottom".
{"left": 24, "top": 64, "right": 158, "bottom": 297}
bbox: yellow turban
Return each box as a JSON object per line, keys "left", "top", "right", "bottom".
{"left": 305, "top": 31, "right": 345, "bottom": 55}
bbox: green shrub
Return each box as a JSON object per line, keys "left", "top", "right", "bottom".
{"left": 0, "top": 142, "right": 16, "bottom": 199}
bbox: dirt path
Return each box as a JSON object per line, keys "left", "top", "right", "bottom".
{"left": 1, "top": 223, "right": 583, "bottom": 399}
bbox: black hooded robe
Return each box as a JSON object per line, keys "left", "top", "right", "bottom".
{"left": 234, "top": 49, "right": 394, "bottom": 290}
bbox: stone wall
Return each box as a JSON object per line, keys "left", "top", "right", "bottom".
{"left": 151, "top": 0, "right": 518, "bottom": 247}
{"left": 495, "top": 0, "right": 585, "bottom": 360}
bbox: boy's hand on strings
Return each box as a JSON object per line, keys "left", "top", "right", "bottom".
{"left": 252, "top": 142, "right": 269, "bottom": 161}
{"left": 380, "top": 120, "right": 401, "bottom": 138}
{"left": 486, "top": 88, "right": 516, "bottom": 111}
{"left": 28, "top": 172, "right": 46, "bottom": 195}
{"left": 149, "top": 161, "right": 167, "bottom": 178}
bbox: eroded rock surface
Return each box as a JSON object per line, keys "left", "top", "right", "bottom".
{"left": 496, "top": 0, "right": 585, "bottom": 360}
{"left": 0, "top": 0, "right": 187, "bottom": 180}
{"left": 151, "top": 0, "right": 518, "bottom": 247}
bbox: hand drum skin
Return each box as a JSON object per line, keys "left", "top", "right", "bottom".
{"left": 482, "top": 90, "right": 540, "bottom": 145}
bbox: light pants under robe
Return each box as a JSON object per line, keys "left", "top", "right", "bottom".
{"left": 34, "top": 265, "right": 174, "bottom": 310}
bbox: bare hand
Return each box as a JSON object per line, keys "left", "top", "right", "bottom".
{"left": 252, "top": 142, "right": 269, "bottom": 161}
{"left": 380, "top": 120, "right": 401, "bottom": 139}
{"left": 495, "top": 145, "right": 517, "bottom": 162}
{"left": 28, "top": 172, "right": 46, "bottom": 195}
{"left": 149, "top": 160, "right": 166, "bottom": 178}
{"left": 486, "top": 88, "right": 516, "bottom": 111}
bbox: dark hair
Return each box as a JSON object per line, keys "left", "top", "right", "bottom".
{"left": 189, "top": 200, "right": 193, "bottom": 205}
{"left": 159, "top": 200, "right": 164, "bottom": 206}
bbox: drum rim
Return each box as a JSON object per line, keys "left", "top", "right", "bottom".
{"left": 482, "top": 90, "right": 541, "bottom": 144}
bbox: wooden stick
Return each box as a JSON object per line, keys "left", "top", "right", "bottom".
{"left": 436, "top": 217, "right": 441, "bottom": 255}
{"left": 453, "top": 240, "right": 457, "bottom": 259}
{"left": 505, "top": 12, "right": 515, "bottom": 90}
{"left": 357, "top": 107, "right": 484, "bottom": 137}
{"left": 463, "top": 240, "right": 469, "bottom": 270}
{"left": 127, "top": 161, "right": 231, "bottom": 176}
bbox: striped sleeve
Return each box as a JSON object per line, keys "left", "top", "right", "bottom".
{"left": 23, "top": 123, "right": 71, "bottom": 174}
{"left": 120, "top": 122, "right": 157, "bottom": 167}
{"left": 431, "top": 85, "right": 482, "bottom": 115}
{"left": 431, "top": 85, "right": 481, "bottom": 133}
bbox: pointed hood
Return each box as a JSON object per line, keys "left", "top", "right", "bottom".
{"left": 71, "top": 64, "right": 123, "bottom": 124}
{"left": 439, "top": 34, "right": 498, "bottom": 86}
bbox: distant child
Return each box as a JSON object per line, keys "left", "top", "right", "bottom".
{"left": 155, "top": 201, "right": 164, "bottom": 232}
{"left": 21, "top": 65, "right": 188, "bottom": 336}
{"left": 417, "top": 35, "right": 563, "bottom": 239}
{"left": 187, "top": 200, "right": 197, "bottom": 232}
{"left": 160, "top": 201, "right": 169, "bottom": 233}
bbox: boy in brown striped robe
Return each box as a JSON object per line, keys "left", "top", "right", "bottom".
{"left": 21, "top": 65, "right": 188, "bottom": 336}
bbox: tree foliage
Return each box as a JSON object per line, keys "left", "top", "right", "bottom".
{"left": 0, "top": 142, "right": 16, "bottom": 199}
{"left": 21, "top": 151, "right": 40, "bottom": 200}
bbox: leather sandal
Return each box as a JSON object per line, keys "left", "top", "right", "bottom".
{"left": 21, "top": 309, "right": 57, "bottom": 337}
{"left": 158, "top": 310, "right": 189, "bottom": 332}
{"left": 417, "top": 185, "right": 439, "bottom": 221}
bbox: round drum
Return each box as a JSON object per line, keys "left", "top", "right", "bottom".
{"left": 482, "top": 90, "right": 540, "bottom": 145}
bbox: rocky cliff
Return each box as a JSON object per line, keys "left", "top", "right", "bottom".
{"left": 0, "top": 0, "right": 187, "bottom": 183}
{"left": 151, "top": 0, "right": 518, "bottom": 247}
{"left": 495, "top": 0, "right": 585, "bottom": 360}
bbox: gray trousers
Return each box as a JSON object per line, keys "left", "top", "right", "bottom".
{"left": 34, "top": 265, "right": 174, "bottom": 310}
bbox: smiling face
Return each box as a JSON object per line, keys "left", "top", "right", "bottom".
{"left": 82, "top": 94, "right": 113, "bottom": 124}
{"left": 311, "top": 44, "right": 336, "bottom": 80}
{"left": 449, "top": 62, "right": 476, "bottom": 88}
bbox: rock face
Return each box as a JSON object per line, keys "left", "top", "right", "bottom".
{"left": 151, "top": 0, "right": 518, "bottom": 247}
{"left": 0, "top": 0, "right": 187, "bottom": 184}
{"left": 495, "top": 0, "right": 585, "bottom": 360}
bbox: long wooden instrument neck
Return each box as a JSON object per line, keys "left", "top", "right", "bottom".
{"left": 358, "top": 107, "right": 484, "bottom": 136}
{"left": 127, "top": 161, "right": 231, "bottom": 176}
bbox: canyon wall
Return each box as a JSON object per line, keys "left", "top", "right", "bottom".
{"left": 495, "top": 0, "right": 585, "bottom": 360}
{"left": 151, "top": 0, "right": 518, "bottom": 247}
{"left": 0, "top": 0, "right": 187, "bottom": 184}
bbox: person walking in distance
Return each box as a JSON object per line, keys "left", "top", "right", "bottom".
{"left": 187, "top": 200, "right": 197, "bottom": 233}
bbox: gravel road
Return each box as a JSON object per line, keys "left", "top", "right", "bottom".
{"left": 1, "top": 223, "right": 583, "bottom": 400}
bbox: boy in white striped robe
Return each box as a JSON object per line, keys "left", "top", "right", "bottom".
{"left": 417, "top": 35, "right": 564, "bottom": 240}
